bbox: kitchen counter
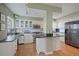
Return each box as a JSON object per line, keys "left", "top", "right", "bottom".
{"left": 53, "top": 32, "right": 64, "bottom": 37}
{"left": 0, "top": 34, "right": 16, "bottom": 43}
{"left": 36, "top": 36, "right": 64, "bottom": 54}
{"left": 0, "top": 33, "right": 18, "bottom": 56}
{"left": 0, "top": 32, "right": 25, "bottom": 43}
{"left": 33, "top": 32, "right": 64, "bottom": 38}
{"left": 0, "top": 37, "right": 17, "bottom": 56}
{"left": 34, "top": 34, "right": 64, "bottom": 38}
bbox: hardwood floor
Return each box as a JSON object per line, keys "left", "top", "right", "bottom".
{"left": 16, "top": 42, "right": 79, "bottom": 56}
{"left": 16, "top": 43, "right": 38, "bottom": 56}
{"left": 49, "top": 43, "right": 79, "bottom": 56}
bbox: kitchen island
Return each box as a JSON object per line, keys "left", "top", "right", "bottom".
{"left": 36, "top": 34, "right": 64, "bottom": 55}
{"left": 0, "top": 34, "right": 17, "bottom": 56}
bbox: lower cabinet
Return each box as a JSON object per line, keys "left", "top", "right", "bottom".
{"left": 24, "top": 34, "right": 33, "bottom": 44}
{"left": 18, "top": 36, "right": 24, "bottom": 44}
{"left": 36, "top": 38, "right": 46, "bottom": 54}
{"left": 36, "top": 37, "right": 62, "bottom": 54}
{"left": 18, "top": 34, "right": 33, "bottom": 44}
{"left": 0, "top": 39, "right": 17, "bottom": 56}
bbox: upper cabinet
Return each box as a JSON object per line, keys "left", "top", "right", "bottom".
{"left": 25, "top": 21, "right": 28, "bottom": 28}
{"left": 15, "top": 19, "right": 20, "bottom": 28}
{"left": 0, "top": 12, "right": 7, "bottom": 41}
{"left": 1, "top": 13, "right": 6, "bottom": 22}
{"left": 15, "top": 19, "right": 33, "bottom": 29}
{"left": 7, "top": 16, "right": 14, "bottom": 29}
{"left": 20, "top": 20, "right": 25, "bottom": 28}
{"left": 0, "top": 12, "right": 6, "bottom": 31}
{"left": 29, "top": 21, "right": 32, "bottom": 28}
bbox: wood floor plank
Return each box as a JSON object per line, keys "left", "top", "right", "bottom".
{"left": 16, "top": 42, "right": 79, "bottom": 56}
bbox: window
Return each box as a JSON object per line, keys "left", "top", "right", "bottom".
{"left": 7, "top": 16, "right": 13, "bottom": 29}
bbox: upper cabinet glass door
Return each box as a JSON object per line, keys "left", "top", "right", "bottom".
{"left": 1, "top": 13, "right": 5, "bottom": 22}
{"left": 21, "top": 21, "right": 25, "bottom": 28}
{"left": 15, "top": 20, "right": 19, "bottom": 28}
{"left": 25, "top": 21, "right": 28, "bottom": 28}
{"left": 7, "top": 16, "right": 14, "bottom": 29}
{"left": 0, "top": 13, "right": 6, "bottom": 31}
{"left": 29, "top": 21, "right": 32, "bottom": 28}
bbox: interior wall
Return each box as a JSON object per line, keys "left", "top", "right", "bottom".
{"left": 57, "top": 11, "right": 79, "bottom": 32}
{"left": 0, "top": 4, "right": 14, "bottom": 40}
{"left": 0, "top": 4, "right": 14, "bottom": 18}
{"left": 52, "top": 20, "right": 58, "bottom": 32}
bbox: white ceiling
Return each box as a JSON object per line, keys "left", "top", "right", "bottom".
{"left": 4, "top": 3, "right": 79, "bottom": 19}
{"left": 5, "top": 3, "right": 46, "bottom": 17}
{"left": 46, "top": 3, "right": 79, "bottom": 16}
{"left": 26, "top": 8, "right": 46, "bottom": 18}
{"left": 5, "top": 3, "right": 27, "bottom": 16}
{"left": 62, "top": 3, "right": 79, "bottom": 16}
{"left": 45, "top": 3, "right": 62, "bottom": 8}
{"left": 5, "top": 3, "right": 62, "bottom": 19}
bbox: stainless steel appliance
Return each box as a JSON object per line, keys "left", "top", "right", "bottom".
{"left": 65, "top": 21, "right": 79, "bottom": 48}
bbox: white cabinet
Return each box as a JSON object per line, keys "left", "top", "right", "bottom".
{"left": 36, "top": 38, "right": 46, "bottom": 54}
{"left": 59, "top": 37, "right": 65, "bottom": 42}
{"left": 7, "top": 16, "right": 14, "bottom": 29}
{"left": 15, "top": 20, "right": 32, "bottom": 28}
{"left": 15, "top": 20, "right": 20, "bottom": 28}
{"left": 52, "top": 37, "right": 61, "bottom": 50}
{"left": 36, "top": 37, "right": 62, "bottom": 54}
{"left": 18, "top": 36, "right": 24, "bottom": 44}
{"left": 18, "top": 34, "right": 33, "bottom": 44}
{"left": 20, "top": 20, "right": 25, "bottom": 28}
{"left": 0, "top": 39, "right": 17, "bottom": 56}
{"left": 24, "top": 34, "right": 33, "bottom": 44}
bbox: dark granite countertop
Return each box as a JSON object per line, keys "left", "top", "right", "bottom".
{"left": 0, "top": 34, "right": 16, "bottom": 43}
{"left": 35, "top": 35, "right": 64, "bottom": 38}
{"left": 0, "top": 32, "right": 25, "bottom": 43}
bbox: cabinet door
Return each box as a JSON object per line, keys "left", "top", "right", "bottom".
{"left": 15, "top": 20, "right": 20, "bottom": 28}
{"left": 1, "top": 24, "right": 5, "bottom": 30}
{"left": 29, "top": 21, "right": 32, "bottom": 28}
{"left": 7, "top": 16, "right": 14, "bottom": 29}
{"left": 1, "top": 13, "right": 5, "bottom": 22}
{"left": 25, "top": 21, "right": 28, "bottom": 28}
{"left": 0, "top": 13, "right": 6, "bottom": 31}
{"left": 18, "top": 36, "right": 24, "bottom": 44}
{"left": 20, "top": 21, "right": 25, "bottom": 28}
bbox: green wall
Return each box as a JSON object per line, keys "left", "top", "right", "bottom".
{"left": 59, "top": 11, "right": 79, "bottom": 20}
{"left": 0, "top": 4, "right": 14, "bottom": 18}
{"left": 57, "top": 11, "right": 79, "bottom": 33}
{"left": 0, "top": 4, "right": 14, "bottom": 31}
{"left": 0, "top": 4, "right": 14, "bottom": 40}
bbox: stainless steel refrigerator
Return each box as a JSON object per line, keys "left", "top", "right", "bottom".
{"left": 65, "top": 21, "right": 79, "bottom": 48}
